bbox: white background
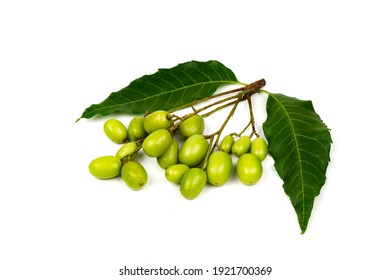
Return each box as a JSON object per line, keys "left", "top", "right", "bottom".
{"left": 1, "top": 0, "right": 389, "bottom": 279}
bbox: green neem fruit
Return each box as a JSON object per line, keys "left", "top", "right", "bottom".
{"left": 179, "top": 134, "right": 209, "bottom": 167}
{"left": 236, "top": 153, "right": 263, "bottom": 185}
{"left": 180, "top": 168, "right": 207, "bottom": 200}
{"left": 206, "top": 151, "right": 233, "bottom": 186}
{"left": 89, "top": 156, "right": 122, "bottom": 179}
{"left": 250, "top": 137, "right": 268, "bottom": 161}
{"left": 143, "top": 110, "right": 173, "bottom": 134}
{"left": 157, "top": 139, "right": 179, "bottom": 169}
{"left": 165, "top": 164, "right": 190, "bottom": 184}
{"left": 231, "top": 136, "right": 251, "bottom": 157}
{"left": 142, "top": 129, "right": 172, "bottom": 157}
{"left": 220, "top": 135, "right": 234, "bottom": 154}
{"left": 116, "top": 142, "right": 138, "bottom": 160}
{"left": 103, "top": 119, "right": 128, "bottom": 144}
{"left": 121, "top": 161, "right": 148, "bottom": 190}
{"left": 179, "top": 114, "right": 205, "bottom": 139}
{"left": 128, "top": 116, "right": 148, "bottom": 141}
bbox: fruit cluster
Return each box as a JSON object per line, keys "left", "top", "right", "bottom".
{"left": 88, "top": 110, "right": 267, "bottom": 199}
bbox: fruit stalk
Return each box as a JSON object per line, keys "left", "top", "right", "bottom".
{"left": 247, "top": 94, "right": 260, "bottom": 138}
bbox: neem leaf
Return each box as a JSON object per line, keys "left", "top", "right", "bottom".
{"left": 263, "top": 93, "right": 332, "bottom": 233}
{"left": 78, "top": 60, "right": 240, "bottom": 120}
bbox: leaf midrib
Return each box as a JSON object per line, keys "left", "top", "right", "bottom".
{"left": 271, "top": 94, "right": 306, "bottom": 224}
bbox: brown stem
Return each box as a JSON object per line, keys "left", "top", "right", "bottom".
{"left": 246, "top": 79, "right": 266, "bottom": 94}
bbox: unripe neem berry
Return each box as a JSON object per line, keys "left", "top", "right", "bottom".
{"left": 89, "top": 156, "right": 122, "bottom": 179}
{"left": 116, "top": 142, "right": 138, "bottom": 160}
{"left": 121, "top": 161, "right": 148, "bottom": 190}
{"left": 250, "top": 137, "right": 268, "bottom": 161}
{"left": 236, "top": 153, "right": 263, "bottom": 185}
{"left": 143, "top": 110, "right": 173, "bottom": 134}
{"left": 128, "top": 116, "right": 148, "bottom": 141}
{"left": 165, "top": 164, "right": 190, "bottom": 184}
{"left": 220, "top": 135, "right": 234, "bottom": 154}
{"left": 179, "top": 114, "right": 205, "bottom": 139}
{"left": 231, "top": 135, "right": 251, "bottom": 157}
{"left": 157, "top": 139, "right": 179, "bottom": 169}
{"left": 180, "top": 168, "right": 207, "bottom": 200}
{"left": 206, "top": 151, "right": 233, "bottom": 186}
{"left": 104, "top": 119, "right": 128, "bottom": 144}
{"left": 179, "top": 134, "right": 209, "bottom": 167}
{"left": 142, "top": 129, "right": 173, "bottom": 157}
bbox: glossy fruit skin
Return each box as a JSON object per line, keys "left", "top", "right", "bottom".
{"left": 142, "top": 129, "right": 173, "bottom": 157}
{"left": 220, "top": 135, "right": 234, "bottom": 154}
{"left": 121, "top": 161, "right": 148, "bottom": 190}
{"left": 143, "top": 110, "right": 173, "bottom": 134}
{"left": 165, "top": 164, "right": 190, "bottom": 184}
{"left": 179, "top": 134, "right": 209, "bottom": 167}
{"left": 236, "top": 153, "right": 263, "bottom": 185}
{"left": 128, "top": 116, "right": 148, "bottom": 141}
{"left": 116, "top": 142, "right": 138, "bottom": 159}
{"left": 103, "top": 119, "right": 128, "bottom": 144}
{"left": 206, "top": 151, "right": 233, "bottom": 186}
{"left": 232, "top": 136, "right": 251, "bottom": 157}
{"left": 250, "top": 137, "right": 268, "bottom": 161}
{"left": 157, "top": 139, "right": 179, "bottom": 169}
{"left": 89, "top": 156, "right": 122, "bottom": 179}
{"left": 179, "top": 115, "right": 205, "bottom": 139}
{"left": 180, "top": 168, "right": 207, "bottom": 199}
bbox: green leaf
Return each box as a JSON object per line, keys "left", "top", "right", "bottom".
{"left": 78, "top": 60, "right": 240, "bottom": 120}
{"left": 263, "top": 93, "right": 332, "bottom": 234}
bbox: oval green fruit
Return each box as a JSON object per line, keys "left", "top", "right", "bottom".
{"left": 220, "top": 135, "right": 234, "bottom": 154}
{"left": 231, "top": 136, "right": 251, "bottom": 157}
{"left": 121, "top": 161, "right": 148, "bottom": 190}
{"left": 206, "top": 151, "right": 233, "bottom": 186}
{"left": 250, "top": 137, "right": 268, "bottom": 161}
{"left": 143, "top": 110, "right": 173, "bottom": 134}
{"left": 103, "top": 119, "right": 127, "bottom": 144}
{"left": 179, "top": 114, "right": 205, "bottom": 139}
{"left": 165, "top": 164, "right": 190, "bottom": 184}
{"left": 157, "top": 139, "right": 179, "bottom": 169}
{"left": 179, "top": 134, "right": 209, "bottom": 167}
{"left": 180, "top": 168, "right": 207, "bottom": 199}
{"left": 142, "top": 129, "right": 172, "bottom": 157}
{"left": 89, "top": 156, "right": 122, "bottom": 179}
{"left": 116, "top": 142, "right": 138, "bottom": 160}
{"left": 236, "top": 153, "right": 263, "bottom": 185}
{"left": 128, "top": 116, "right": 148, "bottom": 141}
